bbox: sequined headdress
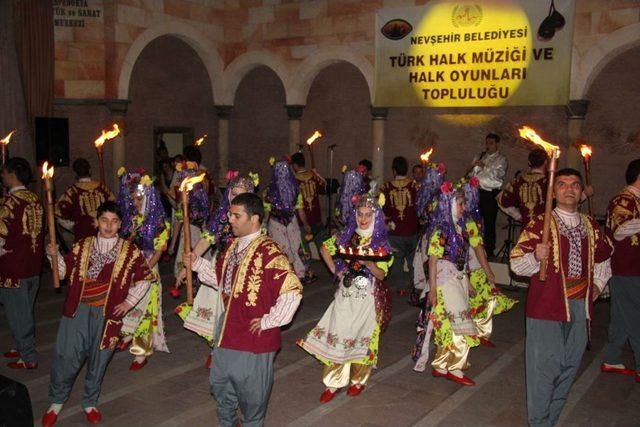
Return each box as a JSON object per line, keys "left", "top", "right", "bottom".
{"left": 266, "top": 158, "right": 299, "bottom": 216}
{"left": 336, "top": 165, "right": 367, "bottom": 224}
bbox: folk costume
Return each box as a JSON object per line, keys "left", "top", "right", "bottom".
{"left": 56, "top": 178, "right": 114, "bottom": 241}
{"left": 497, "top": 170, "right": 547, "bottom": 225}
{"left": 299, "top": 194, "right": 393, "bottom": 401}
{"left": 463, "top": 177, "right": 517, "bottom": 345}
{"left": 0, "top": 185, "right": 44, "bottom": 368}
{"left": 425, "top": 182, "right": 479, "bottom": 385}
{"left": 511, "top": 208, "right": 613, "bottom": 426}
{"left": 191, "top": 230, "right": 302, "bottom": 427}
{"left": 116, "top": 169, "right": 170, "bottom": 369}
{"left": 264, "top": 159, "right": 310, "bottom": 281}
{"left": 335, "top": 166, "right": 367, "bottom": 227}
{"left": 43, "top": 235, "right": 153, "bottom": 425}
{"left": 603, "top": 184, "right": 640, "bottom": 379}
{"left": 380, "top": 174, "right": 419, "bottom": 293}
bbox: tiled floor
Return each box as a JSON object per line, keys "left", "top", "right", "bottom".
{"left": 1, "top": 260, "right": 638, "bottom": 426}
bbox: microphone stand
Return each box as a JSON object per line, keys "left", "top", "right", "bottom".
{"left": 325, "top": 143, "right": 337, "bottom": 234}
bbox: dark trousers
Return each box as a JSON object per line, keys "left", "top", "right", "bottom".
{"left": 479, "top": 189, "right": 500, "bottom": 257}
{"left": 0, "top": 276, "right": 40, "bottom": 363}
{"left": 604, "top": 276, "right": 640, "bottom": 371}
{"left": 525, "top": 300, "right": 587, "bottom": 427}
{"left": 389, "top": 234, "right": 418, "bottom": 291}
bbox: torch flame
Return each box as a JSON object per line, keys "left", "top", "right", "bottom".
{"left": 1, "top": 130, "right": 16, "bottom": 146}
{"left": 179, "top": 173, "right": 206, "bottom": 192}
{"left": 41, "top": 161, "right": 54, "bottom": 179}
{"left": 420, "top": 147, "right": 434, "bottom": 163}
{"left": 306, "top": 130, "right": 322, "bottom": 146}
{"left": 94, "top": 124, "right": 121, "bottom": 148}
{"left": 578, "top": 144, "right": 592, "bottom": 159}
{"left": 518, "top": 126, "right": 561, "bottom": 158}
{"left": 195, "top": 134, "right": 207, "bottom": 146}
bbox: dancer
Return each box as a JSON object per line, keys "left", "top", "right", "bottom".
{"left": 299, "top": 193, "right": 393, "bottom": 402}
{"left": 187, "top": 192, "right": 302, "bottom": 427}
{"left": 510, "top": 168, "right": 613, "bottom": 426}
{"left": 264, "top": 158, "right": 313, "bottom": 283}
{"left": 56, "top": 157, "right": 114, "bottom": 242}
{"left": 116, "top": 169, "right": 170, "bottom": 370}
{"left": 0, "top": 157, "right": 44, "bottom": 369}
{"left": 42, "top": 201, "right": 153, "bottom": 426}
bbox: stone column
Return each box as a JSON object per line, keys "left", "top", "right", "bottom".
{"left": 286, "top": 105, "right": 304, "bottom": 155}
{"left": 106, "top": 99, "right": 129, "bottom": 190}
{"left": 371, "top": 107, "right": 389, "bottom": 184}
{"left": 565, "top": 99, "right": 589, "bottom": 170}
{"left": 215, "top": 105, "right": 233, "bottom": 183}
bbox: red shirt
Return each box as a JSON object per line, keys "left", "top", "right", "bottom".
{"left": 606, "top": 187, "right": 640, "bottom": 276}
{"left": 0, "top": 189, "right": 44, "bottom": 288}
{"left": 381, "top": 178, "right": 419, "bottom": 236}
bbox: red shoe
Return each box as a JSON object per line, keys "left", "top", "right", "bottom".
{"left": 169, "top": 287, "right": 181, "bottom": 298}
{"left": 205, "top": 355, "right": 212, "bottom": 369}
{"left": 445, "top": 372, "right": 475, "bottom": 386}
{"left": 319, "top": 388, "right": 338, "bottom": 403}
{"left": 397, "top": 290, "right": 408, "bottom": 297}
{"left": 346, "top": 384, "right": 365, "bottom": 397}
{"left": 42, "top": 410, "right": 58, "bottom": 427}
{"left": 115, "top": 339, "right": 131, "bottom": 353}
{"left": 431, "top": 369, "right": 447, "bottom": 378}
{"left": 85, "top": 408, "right": 102, "bottom": 424}
{"left": 129, "top": 359, "right": 148, "bottom": 371}
{"left": 3, "top": 349, "right": 19, "bottom": 358}
{"left": 600, "top": 363, "right": 636, "bottom": 376}
{"left": 480, "top": 338, "right": 496, "bottom": 348}
{"left": 7, "top": 360, "right": 37, "bottom": 369}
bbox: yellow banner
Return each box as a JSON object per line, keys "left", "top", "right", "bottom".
{"left": 374, "top": 0, "right": 575, "bottom": 107}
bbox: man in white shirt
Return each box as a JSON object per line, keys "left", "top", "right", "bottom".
{"left": 469, "top": 133, "right": 508, "bottom": 257}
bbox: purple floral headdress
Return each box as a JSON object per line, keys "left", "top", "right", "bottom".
{"left": 266, "top": 159, "right": 299, "bottom": 217}
{"left": 337, "top": 166, "right": 367, "bottom": 224}
{"left": 416, "top": 163, "right": 446, "bottom": 222}
{"left": 116, "top": 170, "right": 166, "bottom": 254}
{"left": 204, "top": 172, "right": 256, "bottom": 245}
{"left": 431, "top": 181, "right": 469, "bottom": 270}
{"left": 334, "top": 193, "right": 391, "bottom": 275}
{"left": 175, "top": 164, "right": 209, "bottom": 225}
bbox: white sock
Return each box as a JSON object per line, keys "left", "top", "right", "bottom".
{"left": 604, "top": 363, "right": 625, "bottom": 369}
{"left": 48, "top": 404, "right": 63, "bottom": 415}
{"left": 84, "top": 406, "right": 97, "bottom": 413}
{"left": 134, "top": 355, "right": 147, "bottom": 363}
{"left": 449, "top": 369, "right": 464, "bottom": 378}
{"left": 327, "top": 387, "right": 338, "bottom": 392}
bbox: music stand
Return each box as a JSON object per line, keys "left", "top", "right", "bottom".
{"left": 496, "top": 216, "right": 521, "bottom": 286}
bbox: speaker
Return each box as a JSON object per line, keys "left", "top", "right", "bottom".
{"left": 0, "top": 375, "right": 33, "bottom": 427}
{"left": 35, "top": 117, "right": 69, "bottom": 167}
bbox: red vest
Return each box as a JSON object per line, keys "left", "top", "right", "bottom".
{"left": 296, "top": 170, "right": 325, "bottom": 226}
{"left": 62, "top": 237, "right": 153, "bottom": 349}
{"left": 497, "top": 172, "right": 547, "bottom": 225}
{"left": 215, "top": 235, "right": 302, "bottom": 353}
{"left": 381, "top": 178, "right": 419, "bottom": 236}
{"left": 606, "top": 189, "right": 640, "bottom": 276}
{"left": 56, "top": 181, "right": 114, "bottom": 241}
{"left": 0, "top": 189, "right": 44, "bottom": 288}
{"left": 512, "top": 214, "right": 613, "bottom": 322}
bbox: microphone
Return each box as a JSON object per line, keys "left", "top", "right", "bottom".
{"left": 477, "top": 150, "right": 487, "bottom": 161}
{"left": 328, "top": 144, "right": 337, "bottom": 149}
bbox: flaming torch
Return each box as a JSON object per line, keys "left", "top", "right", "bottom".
{"left": 179, "top": 173, "right": 206, "bottom": 304}
{"left": 578, "top": 144, "right": 593, "bottom": 215}
{"left": 1, "top": 130, "right": 16, "bottom": 166}
{"left": 195, "top": 134, "right": 207, "bottom": 147}
{"left": 94, "top": 124, "right": 121, "bottom": 184}
{"left": 306, "top": 130, "right": 322, "bottom": 169}
{"left": 42, "top": 162, "right": 60, "bottom": 289}
{"left": 518, "top": 126, "right": 561, "bottom": 281}
{"left": 420, "top": 147, "right": 434, "bottom": 165}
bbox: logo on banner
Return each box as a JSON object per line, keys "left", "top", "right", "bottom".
{"left": 451, "top": 4, "right": 483, "bottom": 27}
{"left": 381, "top": 19, "right": 413, "bottom": 40}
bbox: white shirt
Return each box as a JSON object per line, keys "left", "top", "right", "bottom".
{"left": 471, "top": 151, "right": 508, "bottom": 191}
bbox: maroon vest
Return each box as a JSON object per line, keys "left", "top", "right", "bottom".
{"left": 215, "top": 235, "right": 302, "bottom": 353}
{"left": 606, "top": 190, "right": 640, "bottom": 276}
{"left": 62, "top": 237, "right": 153, "bottom": 349}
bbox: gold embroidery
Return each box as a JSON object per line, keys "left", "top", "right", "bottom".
{"left": 279, "top": 272, "right": 303, "bottom": 296}
{"left": 231, "top": 236, "right": 268, "bottom": 299}
{"left": 265, "top": 254, "right": 293, "bottom": 271}
{"left": 550, "top": 216, "right": 560, "bottom": 273}
{"left": 245, "top": 253, "right": 263, "bottom": 307}
{"left": 388, "top": 180, "right": 412, "bottom": 220}
{"left": 21, "top": 202, "right": 43, "bottom": 252}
